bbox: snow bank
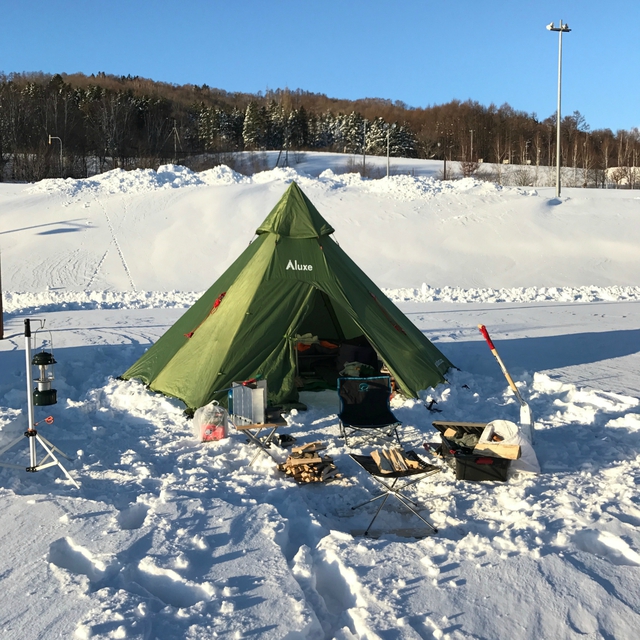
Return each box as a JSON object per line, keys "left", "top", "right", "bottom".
{"left": 4, "top": 284, "right": 640, "bottom": 315}
{"left": 27, "top": 163, "right": 248, "bottom": 197}
{"left": 385, "top": 283, "right": 640, "bottom": 304}
{"left": 1, "top": 290, "right": 200, "bottom": 314}
{"left": 26, "top": 163, "right": 527, "bottom": 202}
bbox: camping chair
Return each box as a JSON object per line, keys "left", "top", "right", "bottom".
{"left": 350, "top": 451, "right": 440, "bottom": 536}
{"left": 337, "top": 375, "right": 401, "bottom": 447}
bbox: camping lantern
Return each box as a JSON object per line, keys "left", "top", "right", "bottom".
{"left": 0, "top": 318, "right": 78, "bottom": 488}
{"left": 32, "top": 350, "right": 57, "bottom": 406}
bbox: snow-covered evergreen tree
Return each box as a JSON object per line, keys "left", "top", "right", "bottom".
{"left": 391, "top": 123, "right": 418, "bottom": 157}
{"left": 219, "top": 107, "right": 244, "bottom": 149}
{"left": 366, "top": 117, "right": 388, "bottom": 154}
{"left": 339, "top": 111, "right": 366, "bottom": 153}
{"left": 287, "top": 106, "right": 309, "bottom": 149}
{"left": 305, "top": 111, "right": 330, "bottom": 149}
{"left": 242, "top": 101, "right": 267, "bottom": 149}
{"left": 266, "top": 100, "right": 285, "bottom": 149}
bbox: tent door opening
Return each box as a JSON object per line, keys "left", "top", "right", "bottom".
{"left": 293, "top": 289, "right": 381, "bottom": 392}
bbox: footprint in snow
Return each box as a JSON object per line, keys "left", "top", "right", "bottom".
{"left": 48, "top": 537, "right": 117, "bottom": 582}
{"left": 132, "top": 558, "right": 214, "bottom": 608}
{"left": 572, "top": 529, "right": 640, "bottom": 566}
{"left": 116, "top": 503, "right": 150, "bottom": 530}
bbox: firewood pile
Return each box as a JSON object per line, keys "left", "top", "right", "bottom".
{"left": 277, "top": 441, "right": 341, "bottom": 483}
{"left": 372, "top": 448, "right": 423, "bottom": 474}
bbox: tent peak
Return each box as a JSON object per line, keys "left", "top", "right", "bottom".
{"left": 256, "top": 182, "right": 335, "bottom": 238}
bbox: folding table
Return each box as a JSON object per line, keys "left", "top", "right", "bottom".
{"left": 232, "top": 418, "right": 288, "bottom": 466}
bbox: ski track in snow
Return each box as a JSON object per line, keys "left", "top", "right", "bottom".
{"left": 92, "top": 194, "right": 137, "bottom": 292}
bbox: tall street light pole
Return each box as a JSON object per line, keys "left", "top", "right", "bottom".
{"left": 546, "top": 20, "right": 571, "bottom": 197}
{"left": 386, "top": 123, "right": 396, "bottom": 178}
{"left": 0, "top": 251, "right": 4, "bottom": 340}
{"left": 387, "top": 127, "right": 390, "bottom": 178}
{"left": 362, "top": 120, "right": 366, "bottom": 175}
{"left": 48, "top": 135, "right": 63, "bottom": 177}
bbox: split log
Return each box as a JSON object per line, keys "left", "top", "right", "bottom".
{"left": 292, "top": 441, "right": 326, "bottom": 454}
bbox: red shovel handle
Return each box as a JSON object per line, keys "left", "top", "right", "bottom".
{"left": 478, "top": 324, "right": 495, "bottom": 350}
{"left": 477, "top": 323, "right": 522, "bottom": 400}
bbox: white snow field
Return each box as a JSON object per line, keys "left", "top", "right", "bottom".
{"left": 1, "top": 154, "right": 640, "bottom": 639}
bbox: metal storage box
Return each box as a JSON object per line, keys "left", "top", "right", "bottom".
{"left": 229, "top": 380, "right": 267, "bottom": 426}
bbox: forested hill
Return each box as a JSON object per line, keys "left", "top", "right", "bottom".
{"left": 1, "top": 71, "right": 637, "bottom": 183}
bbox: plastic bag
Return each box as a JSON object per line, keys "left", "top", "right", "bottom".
{"left": 193, "top": 401, "right": 228, "bottom": 442}
{"left": 480, "top": 419, "right": 540, "bottom": 474}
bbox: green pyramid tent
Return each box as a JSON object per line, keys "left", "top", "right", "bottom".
{"left": 122, "top": 182, "right": 452, "bottom": 409}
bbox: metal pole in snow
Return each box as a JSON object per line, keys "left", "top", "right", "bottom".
{"left": 556, "top": 25, "right": 563, "bottom": 196}
{"left": 547, "top": 20, "right": 571, "bottom": 197}
{"left": 362, "top": 121, "right": 366, "bottom": 175}
{"left": 0, "top": 251, "right": 3, "bottom": 339}
{"left": 24, "top": 320, "right": 38, "bottom": 467}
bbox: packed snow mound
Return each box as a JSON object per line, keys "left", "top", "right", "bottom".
{"left": 27, "top": 164, "right": 248, "bottom": 197}
{"left": 385, "top": 283, "right": 640, "bottom": 304}
{"left": 4, "top": 284, "right": 640, "bottom": 315}
{"left": 314, "top": 169, "right": 522, "bottom": 200}
{"left": 1, "top": 290, "right": 200, "bottom": 314}
{"left": 198, "top": 164, "right": 249, "bottom": 185}
{"left": 26, "top": 163, "right": 533, "bottom": 202}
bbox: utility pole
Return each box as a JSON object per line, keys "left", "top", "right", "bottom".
{"left": 469, "top": 129, "right": 474, "bottom": 162}
{"left": 172, "top": 120, "right": 179, "bottom": 163}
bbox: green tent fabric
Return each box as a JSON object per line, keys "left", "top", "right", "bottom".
{"left": 122, "top": 182, "right": 453, "bottom": 409}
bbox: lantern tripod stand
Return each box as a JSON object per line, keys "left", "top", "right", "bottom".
{"left": 0, "top": 319, "right": 79, "bottom": 488}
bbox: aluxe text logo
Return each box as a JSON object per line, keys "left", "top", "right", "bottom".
{"left": 286, "top": 259, "right": 313, "bottom": 271}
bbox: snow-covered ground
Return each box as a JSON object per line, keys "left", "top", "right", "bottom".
{"left": 1, "top": 155, "right": 640, "bottom": 639}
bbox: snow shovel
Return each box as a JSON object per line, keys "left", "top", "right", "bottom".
{"left": 478, "top": 324, "right": 534, "bottom": 442}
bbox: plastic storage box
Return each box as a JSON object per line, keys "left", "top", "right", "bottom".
{"left": 452, "top": 453, "right": 510, "bottom": 481}
{"left": 432, "top": 421, "right": 511, "bottom": 482}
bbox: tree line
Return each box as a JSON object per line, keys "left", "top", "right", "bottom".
{"left": 1, "top": 71, "right": 638, "bottom": 187}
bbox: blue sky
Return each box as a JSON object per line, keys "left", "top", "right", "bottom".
{"left": 2, "top": 0, "right": 638, "bottom": 132}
